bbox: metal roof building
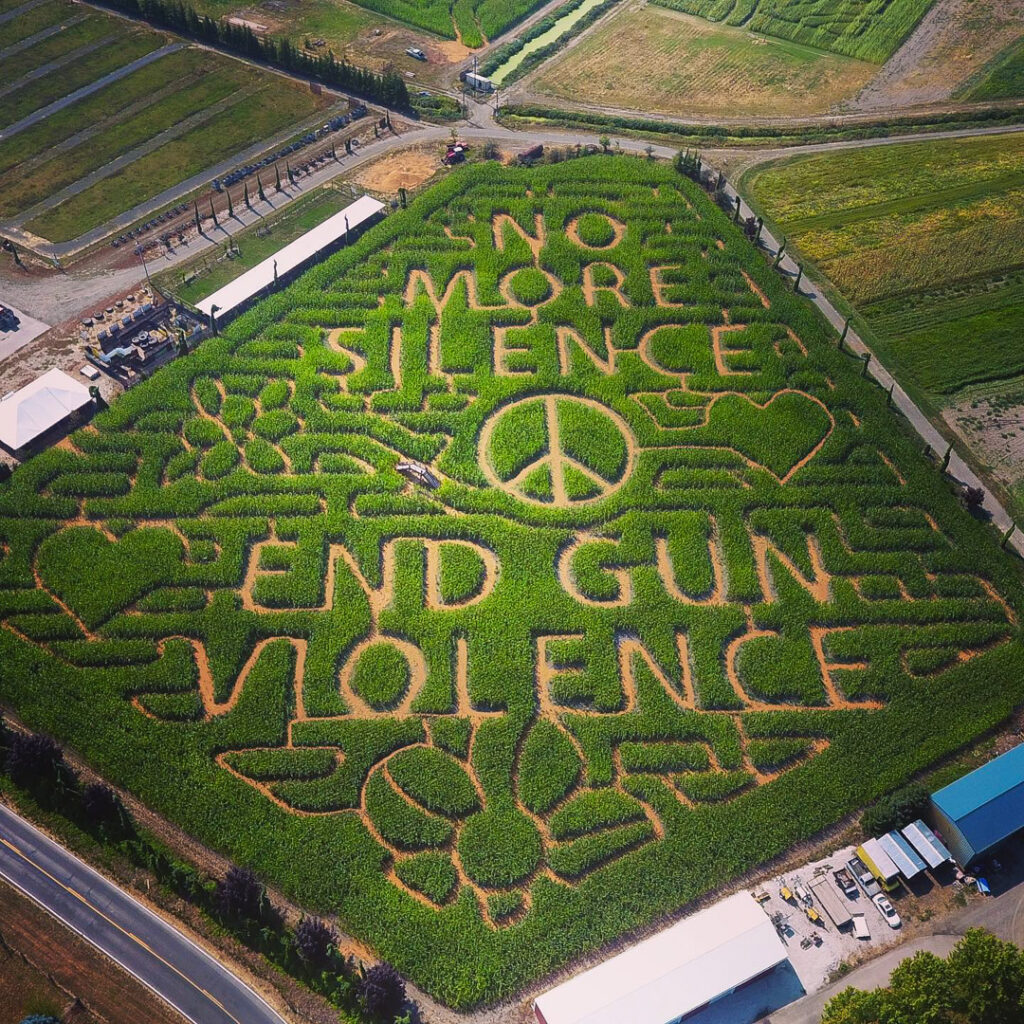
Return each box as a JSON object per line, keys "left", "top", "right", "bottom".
{"left": 195, "top": 195, "right": 386, "bottom": 323}
{"left": 901, "top": 819, "right": 953, "bottom": 870}
{"left": 878, "top": 831, "right": 927, "bottom": 879}
{"left": 930, "top": 744, "right": 1024, "bottom": 867}
{"left": 532, "top": 892, "right": 789, "bottom": 1024}
{"left": 0, "top": 367, "right": 92, "bottom": 454}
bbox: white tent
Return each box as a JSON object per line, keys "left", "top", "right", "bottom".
{"left": 0, "top": 367, "right": 92, "bottom": 452}
{"left": 196, "top": 194, "right": 386, "bottom": 321}
{"left": 533, "top": 892, "right": 788, "bottom": 1024}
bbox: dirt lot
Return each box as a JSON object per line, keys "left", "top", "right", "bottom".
{"left": 853, "top": 0, "right": 1024, "bottom": 109}
{"left": 527, "top": 2, "right": 877, "bottom": 119}
{"left": 944, "top": 379, "right": 1024, "bottom": 511}
{"left": 0, "top": 878, "right": 185, "bottom": 1024}
{"left": 354, "top": 146, "right": 444, "bottom": 193}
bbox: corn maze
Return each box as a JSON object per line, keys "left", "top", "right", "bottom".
{"left": 1, "top": 159, "right": 1022, "bottom": 1006}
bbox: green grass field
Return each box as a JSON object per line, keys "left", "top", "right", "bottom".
{"left": 0, "top": 26, "right": 164, "bottom": 129}
{"left": 964, "top": 37, "right": 1024, "bottom": 100}
{"left": 2, "top": 0, "right": 76, "bottom": 46}
{"left": 162, "top": 188, "right": 358, "bottom": 306}
{"left": 24, "top": 77, "right": 325, "bottom": 241}
{"left": 0, "top": 4, "right": 328, "bottom": 244}
{"left": 531, "top": 5, "right": 876, "bottom": 118}
{"left": 651, "top": 0, "right": 934, "bottom": 62}
{"left": 194, "top": 0, "right": 538, "bottom": 46}
{"left": 743, "top": 133, "right": 1024, "bottom": 395}
{"left": 0, "top": 14, "right": 117, "bottom": 78}
{"left": 2, "top": 157, "right": 1022, "bottom": 1008}
{"left": 0, "top": 61, "right": 249, "bottom": 219}
{"left": 0, "top": 48, "right": 215, "bottom": 178}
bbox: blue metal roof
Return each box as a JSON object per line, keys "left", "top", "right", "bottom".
{"left": 931, "top": 745, "right": 1024, "bottom": 858}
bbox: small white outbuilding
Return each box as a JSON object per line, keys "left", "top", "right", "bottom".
{"left": 533, "top": 891, "right": 789, "bottom": 1024}
{"left": 0, "top": 367, "right": 92, "bottom": 454}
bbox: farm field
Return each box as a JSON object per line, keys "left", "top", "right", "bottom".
{"left": 529, "top": 4, "right": 877, "bottom": 118}
{"left": 650, "top": 0, "right": 934, "bottom": 63}
{"left": 964, "top": 36, "right": 1024, "bottom": 100}
{"left": 742, "top": 132, "right": 1024, "bottom": 515}
{"left": 855, "top": 0, "right": 1024, "bottom": 109}
{"left": 0, "top": 879, "right": 185, "bottom": 1024}
{"left": 1, "top": 157, "right": 1023, "bottom": 1008}
{"left": 193, "top": 0, "right": 539, "bottom": 49}
{"left": 184, "top": 0, "right": 473, "bottom": 86}
{"left": 0, "top": 2, "right": 330, "bottom": 245}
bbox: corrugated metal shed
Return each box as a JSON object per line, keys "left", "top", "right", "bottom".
{"left": 901, "top": 819, "right": 953, "bottom": 870}
{"left": 532, "top": 891, "right": 787, "bottom": 1024}
{"left": 0, "top": 368, "right": 92, "bottom": 452}
{"left": 930, "top": 744, "right": 1024, "bottom": 866}
{"left": 196, "top": 195, "right": 386, "bottom": 320}
{"left": 878, "top": 831, "right": 926, "bottom": 879}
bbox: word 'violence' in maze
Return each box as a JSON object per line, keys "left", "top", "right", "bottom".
{"left": 2, "top": 161, "right": 1022, "bottom": 1007}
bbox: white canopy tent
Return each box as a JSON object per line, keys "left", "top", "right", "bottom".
{"left": 196, "top": 194, "right": 386, "bottom": 321}
{"left": 0, "top": 367, "right": 92, "bottom": 453}
{"left": 533, "top": 892, "right": 788, "bottom": 1024}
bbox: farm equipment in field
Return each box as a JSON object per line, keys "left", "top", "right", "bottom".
{"left": 443, "top": 143, "right": 467, "bottom": 166}
{"left": 397, "top": 460, "right": 440, "bottom": 489}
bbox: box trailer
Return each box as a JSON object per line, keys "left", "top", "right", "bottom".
{"left": 809, "top": 877, "right": 852, "bottom": 929}
{"left": 858, "top": 839, "right": 901, "bottom": 892}
{"left": 461, "top": 71, "right": 494, "bottom": 93}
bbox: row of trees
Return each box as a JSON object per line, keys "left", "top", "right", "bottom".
{"left": 94, "top": 0, "right": 410, "bottom": 109}
{"left": 822, "top": 929, "right": 1024, "bottom": 1023}
{"left": 0, "top": 717, "right": 409, "bottom": 1023}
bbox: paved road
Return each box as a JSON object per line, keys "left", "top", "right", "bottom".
{"left": 0, "top": 803, "right": 288, "bottom": 1024}
{"left": 0, "top": 36, "right": 115, "bottom": 101}
{"left": 0, "top": 43, "right": 182, "bottom": 143}
{"left": 0, "top": 13, "right": 90, "bottom": 59}
{"left": 0, "top": 0, "right": 48, "bottom": 25}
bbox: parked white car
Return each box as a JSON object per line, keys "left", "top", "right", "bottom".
{"left": 872, "top": 893, "right": 902, "bottom": 928}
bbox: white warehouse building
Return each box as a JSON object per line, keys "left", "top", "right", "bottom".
{"left": 534, "top": 891, "right": 798, "bottom": 1024}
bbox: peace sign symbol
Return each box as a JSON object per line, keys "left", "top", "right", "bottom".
{"left": 479, "top": 394, "right": 635, "bottom": 506}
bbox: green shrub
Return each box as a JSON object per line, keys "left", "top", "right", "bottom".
{"left": 861, "top": 782, "right": 930, "bottom": 838}
{"left": 509, "top": 268, "right": 552, "bottom": 306}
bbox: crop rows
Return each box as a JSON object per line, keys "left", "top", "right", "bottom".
{"left": 650, "top": 0, "right": 934, "bottom": 63}
{"left": 1, "top": 158, "right": 1022, "bottom": 1008}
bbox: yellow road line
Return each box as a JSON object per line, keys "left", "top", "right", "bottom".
{"left": 0, "top": 834, "right": 245, "bottom": 1024}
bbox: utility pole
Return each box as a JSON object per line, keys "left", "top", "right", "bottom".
{"left": 136, "top": 245, "right": 152, "bottom": 288}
